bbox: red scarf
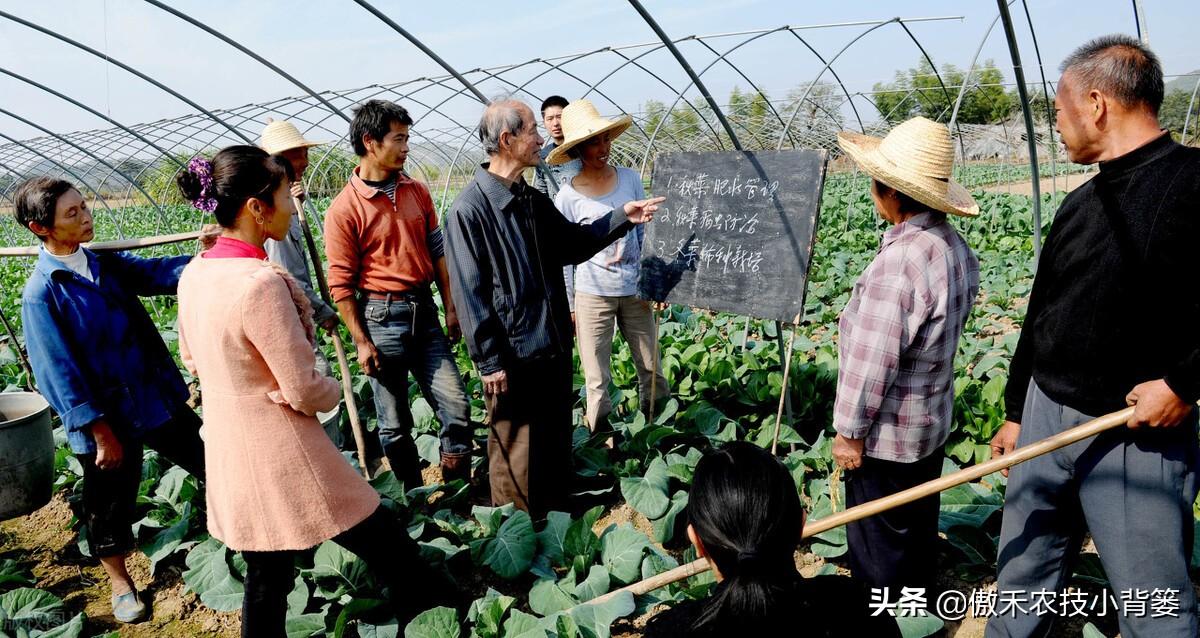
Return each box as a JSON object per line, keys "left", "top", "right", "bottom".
{"left": 203, "top": 236, "right": 267, "bottom": 260}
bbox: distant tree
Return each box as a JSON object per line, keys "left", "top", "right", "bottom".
{"left": 1160, "top": 89, "right": 1200, "bottom": 143}
{"left": 643, "top": 99, "right": 667, "bottom": 135}
{"left": 724, "top": 86, "right": 776, "bottom": 148}
{"left": 873, "top": 59, "right": 1015, "bottom": 124}
{"left": 747, "top": 90, "right": 771, "bottom": 132}
{"left": 783, "top": 82, "right": 844, "bottom": 129}
{"left": 1018, "top": 87, "right": 1055, "bottom": 125}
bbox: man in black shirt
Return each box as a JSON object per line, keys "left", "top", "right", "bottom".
{"left": 444, "top": 97, "right": 663, "bottom": 517}
{"left": 987, "top": 35, "right": 1200, "bottom": 638}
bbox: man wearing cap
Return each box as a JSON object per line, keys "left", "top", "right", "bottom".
{"left": 987, "top": 36, "right": 1200, "bottom": 638}
{"left": 534, "top": 95, "right": 584, "bottom": 323}
{"left": 830, "top": 116, "right": 980, "bottom": 593}
{"left": 324, "top": 99, "right": 474, "bottom": 488}
{"left": 261, "top": 120, "right": 343, "bottom": 446}
{"left": 444, "top": 97, "right": 663, "bottom": 517}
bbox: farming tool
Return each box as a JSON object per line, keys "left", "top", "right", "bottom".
{"left": 580, "top": 404, "right": 1136, "bottom": 608}
{"left": 0, "top": 230, "right": 209, "bottom": 390}
{"left": 0, "top": 230, "right": 202, "bottom": 257}
{"left": 292, "top": 194, "right": 372, "bottom": 479}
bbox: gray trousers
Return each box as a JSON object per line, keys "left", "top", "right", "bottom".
{"left": 987, "top": 381, "right": 1199, "bottom": 638}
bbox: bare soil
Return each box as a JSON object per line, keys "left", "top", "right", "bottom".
{"left": 7, "top": 485, "right": 1196, "bottom": 637}
{"left": 981, "top": 171, "right": 1097, "bottom": 196}
{"left": 0, "top": 494, "right": 238, "bottom": 636}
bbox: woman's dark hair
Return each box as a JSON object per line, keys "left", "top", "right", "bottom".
{"left": 176, "top": 146, "right": 292, "bottom": 227}
{"left": 565, "top": 134, "right": 601, "bottom": 160}
{"left": 688, "top": 441, "right": 803, "bottom": 631}
{"left": 13, "top": 176, "right": 77, "bottom": 239}
{"left": 873, "top": 179, "right": 928, "bottom": 215}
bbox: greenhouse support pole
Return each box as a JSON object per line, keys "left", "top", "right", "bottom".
{"left": 1132, "top": 0, "right": 1149, "bottom": 45}
{"left": 625, "top": 0, "right": 742, "bottom": 149}
{"left": 1020, "top": 1, "right": 1060, "bottom": 198}
{"left": 0, "top": 10, "right": 253, "bottom": 144}
{"left": 349, "top": 0, "right": 559, "bottom": 195}
{"left": 626, "top": 0, "right": 797, "bottom": 431}
{"left": 997, "top": 0, "right": 1043, "bottom": 263}
{"left": 1181, "top": 76, "right": 1200, "bottom": 145}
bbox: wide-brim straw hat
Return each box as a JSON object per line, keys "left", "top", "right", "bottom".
{"left": 837, "top": 116, "right": 978, "bottom": 217}
{"left": 260, "top": 119, "right": 324, "bottom": 155}
{"left": 545, "top": 99, "right": 633, "bottom": 166}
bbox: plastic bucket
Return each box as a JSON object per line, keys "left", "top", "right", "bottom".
{"left": 0, "top": 392, "right": 55, "bottom": 522}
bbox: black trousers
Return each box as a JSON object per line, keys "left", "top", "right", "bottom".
{"left": 76, "top": 409, "right": 206, "bottom": 558}
{"left": 484, "top": 354, "right": 574, "bottom": 519}
{"left": 844, "top": 446, "right": 943, "bottom": 593}
{"left": 240, "top": 506, "right": 456, "bottom": 637}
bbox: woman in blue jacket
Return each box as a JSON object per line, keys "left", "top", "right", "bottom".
{"left": 15, "top": 176, "right": 206, "bottom": 624}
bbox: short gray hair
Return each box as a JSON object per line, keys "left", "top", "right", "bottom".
{"left": 478, "top": 97, "right": 528, "bottom": 156}
{"left": 1060, "top": 34, "right": 1163, "bottom": 113}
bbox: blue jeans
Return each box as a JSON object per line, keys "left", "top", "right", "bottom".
{"left": 363, "top": 294, "right": 472, "bottom": 486}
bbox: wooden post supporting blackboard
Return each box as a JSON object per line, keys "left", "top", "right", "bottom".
{"left": 771, "top": 314, "right": 801, "bottom": 455}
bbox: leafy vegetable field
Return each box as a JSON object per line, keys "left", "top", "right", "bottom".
{"left": 1, "top": 173, "right": 1197, "bottom": 638}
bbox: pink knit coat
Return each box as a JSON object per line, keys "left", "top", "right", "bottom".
{"left": 178, "top": 257, "right": 379, "bottom": 551}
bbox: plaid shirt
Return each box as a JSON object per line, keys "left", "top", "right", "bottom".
{"left": 833, "top": 212, "right": 979, "bottom": 462}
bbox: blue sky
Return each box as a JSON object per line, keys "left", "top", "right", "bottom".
{"left": 0, "top": 0, "right": 1197, "bottom": 142}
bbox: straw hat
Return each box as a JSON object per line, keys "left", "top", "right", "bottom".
{"left": 260, "top": 119, "right": 323, "bottom": 155}
{"left": 837, "top": 117, "right": 978, "bottom": 217}
{"left": 545, "top": 99, "right": 633, "bottom": 165}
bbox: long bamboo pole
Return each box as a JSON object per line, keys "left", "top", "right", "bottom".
{"left": 0, "top": 230, "right": 202, "bottom": 257}
{"left": 581, "top": 405, "right": 1135, "bottom": 608}
{"left": 292, "top": 196, "right": 372, "bottom": 480}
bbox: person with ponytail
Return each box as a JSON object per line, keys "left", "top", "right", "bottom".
{"left": 175, "top": 146, "right": 458, "bottom": 636}
{"left": 644, "top": 442, "right": 899, "bottom": 637}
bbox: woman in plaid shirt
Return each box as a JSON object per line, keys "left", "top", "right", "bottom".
{"left": 830, "top": 117, "right": 980, "bottom": 593}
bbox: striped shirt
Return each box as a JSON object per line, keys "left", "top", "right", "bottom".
{"left": 363, "top": 175, "right": 444, "bottom": 258}
{"left": 833, "top": 212, "right": 979, "bottom": 463}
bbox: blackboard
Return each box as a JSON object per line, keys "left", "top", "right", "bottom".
{"left": 639, "top": 149, "right": 827, "bottom": 323}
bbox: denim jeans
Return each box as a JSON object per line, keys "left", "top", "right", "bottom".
{"left": 363, "top": 293, "right": 472, "bottom": 486}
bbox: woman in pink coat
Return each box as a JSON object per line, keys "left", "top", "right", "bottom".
{"left": 175, "top": 146, "right": 454, "bottom": 636}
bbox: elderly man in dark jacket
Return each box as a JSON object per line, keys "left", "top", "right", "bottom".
{"left": 445, "top": 97, "right": 662, "bottom": 517}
